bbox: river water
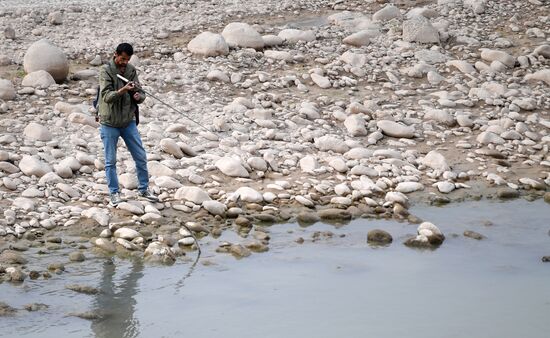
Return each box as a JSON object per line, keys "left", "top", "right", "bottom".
{"left": 1, "top": 199, "right": 549, "bottom": 338}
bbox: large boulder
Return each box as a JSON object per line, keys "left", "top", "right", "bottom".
{"left": 187, "top": 32, "right": 229, "bottom": 57}
{"left": 160, "top": 138, "right": 184, "bottom": 159}
{"left": 480, "top": 49, "right": 515, "bottom": 68}
{"left": 114, "top": 227, "right": 141, "bottom": 240}
{"left": 377, "top": 120, "right": 415, "bottom": 138}
{"left": 314, "top": 135, "right": 350, "bottom": 153}
{"left": 24, "top": 122, "right": 52, "bottom": 141}
{"left": 0, "top": 79, "right": 16, "bottom": 100}
{"left": 396, "top": 182, "right": 424, "bottom": 193}
{"left": 18, "top": 155, "right": 52, "bottom": 177}
{"left": 247, "top": 157, "right": 268, "bottom": 171}
{"left": 344, "top": 147, "right": 373, "bottom": 160}
{"left": 54, "top": 159, "right": 77, "bottom": 178}
{"left": 202, "top": 200, "right": 227, "bottom": 216}
{"left": 404, "top": 222, "right": 445, "bottom": 248}
{"left": 221, "top": 22, "right": 264, "bottom": 49}
{"left": 385, "top": 191, "right": 409, "bottom": 207}
{"left": 23, "top": 39, "right": 69, "bottom": 82}
{"left": 235, "top": 187, "right": 263, "bottom": 203}
{"left": 22, "top": 70, "right": 56, "bottom": 88}
{"left": 402, "top": 16, "right": 439, "bottom": 43}
{"left": 215, "top": 157, "right": 249, "bottom": 177}
{"left": 174, "top": 186, "right": 211, "bottom": 204}
{"left": 421, "top": 150, "right": 450, "bottom": 172}
{"left": 310, "top": 73, "right": 331, "bottom": 89}
{"left": 477, "top": 131, "right": 505, "bottom": 145}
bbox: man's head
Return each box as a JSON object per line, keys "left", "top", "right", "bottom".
{"left": 114, "top": 43, "right": 134, "bottom": 72}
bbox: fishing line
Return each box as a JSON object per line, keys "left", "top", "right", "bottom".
{"left": 116, "top": 74, "right": 213, "bottom": 134}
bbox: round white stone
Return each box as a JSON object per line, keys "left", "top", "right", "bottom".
{"left": 23, "top": 39, "right": 69, "bottom": 82}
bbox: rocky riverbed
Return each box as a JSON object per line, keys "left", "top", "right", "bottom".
{"left": 0, "top": 0, "right": 549, "bottom": 286}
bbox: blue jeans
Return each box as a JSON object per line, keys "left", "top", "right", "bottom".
{"left": 99, "top": 121, "right": 149, "bottom": 195}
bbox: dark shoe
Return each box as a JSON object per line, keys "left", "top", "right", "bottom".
{"left": 139, "top": 189, "right": 159, "bottom": 202}
{"left": 109, "top": 193, "right": 123, "bottom": 206}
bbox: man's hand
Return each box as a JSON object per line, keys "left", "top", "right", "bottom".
{"left": 133, "top": 92, "right": 141, "bottom": 101}
{"left": 117, "top": 82, "right": 136, "bottom": 95}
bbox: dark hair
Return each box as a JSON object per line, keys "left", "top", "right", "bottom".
{"left": 115, "top": 43, "right": 134, "bottom": 56}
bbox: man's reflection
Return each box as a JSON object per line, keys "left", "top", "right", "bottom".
{"left": 91, "top": 258, "right": 144, "bottom": 338}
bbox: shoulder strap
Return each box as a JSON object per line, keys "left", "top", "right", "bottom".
{"left": 93, "top": 64, "right": 111, "bottom": 109}
{"left": 93, "top": 87, "right": 100, "bottom": 109}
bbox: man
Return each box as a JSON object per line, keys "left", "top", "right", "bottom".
{"left": 98, "top": 42, "right": 158, "bottom": 206}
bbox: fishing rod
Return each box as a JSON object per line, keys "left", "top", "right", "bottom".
{"left": 173, "top": 222, "right": 202, "bottom": 293}
{"left": 116, "top": 74, "right": 213, "bottom": 133}
{"left": 180, "top": 222, "right": 202, "bottom": 257}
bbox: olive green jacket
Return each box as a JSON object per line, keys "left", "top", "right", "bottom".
{"left": 98, "top": 59, "right": 145, "bottom": 128}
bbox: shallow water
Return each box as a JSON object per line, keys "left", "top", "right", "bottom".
{"left": 283, "top": 15, "right": 330, "bottom": 29}
{"left": 1, "top": 199, "right": 549, "bottom": 338}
